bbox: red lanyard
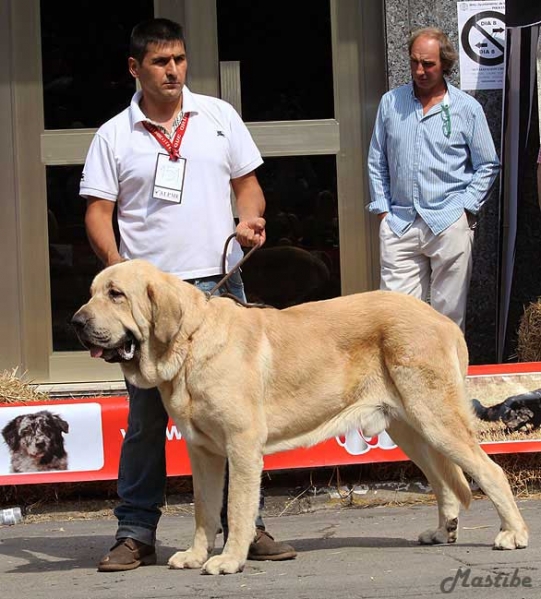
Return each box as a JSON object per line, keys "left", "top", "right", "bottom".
{"left": 143, "top": 113, "right": 190, "bottom": 161}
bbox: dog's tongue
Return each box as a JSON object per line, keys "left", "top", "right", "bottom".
{"left": 90, "top": 347, "right": 104, "bottom": 358}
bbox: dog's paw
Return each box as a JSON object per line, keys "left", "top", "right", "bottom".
{"left": 493, "top": 528, "right": 529, "bottom": 550}
{"left": 419, "top": 517, "right": 459, "bottom": 545}
{"left": 201, "top": 554, "right": 244, "bottom": 575}
{"left": 168, "top": 549, "right": 207, "bottom": 569}
{"left": 419, "top": 528, "right": 450, "bottom": 544}
{"left": 418, "top": 527, "right": 457, "bottom": 545}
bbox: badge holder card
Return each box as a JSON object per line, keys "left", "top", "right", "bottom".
{"left": 152, "top": 153, "right": 187, "bottom": 203}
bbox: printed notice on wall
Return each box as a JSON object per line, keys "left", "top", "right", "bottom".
{"left": 457, "top": 1, "right": 506, "bottom": 90}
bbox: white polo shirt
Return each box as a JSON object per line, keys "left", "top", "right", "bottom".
{"left": 80, "top": 87, "right": 263, "bottom": 280}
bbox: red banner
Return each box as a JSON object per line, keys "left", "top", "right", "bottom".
{"left": 2, "top": 363, "right": 541, "bottom": 486}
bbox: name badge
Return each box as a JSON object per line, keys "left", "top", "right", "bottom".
{"left": 152, "top": 153, "right": 187, "bottom": 203}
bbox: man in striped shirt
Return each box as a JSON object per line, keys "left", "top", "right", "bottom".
{"left": 367, "top": 27, "right": 499, "bottom": 331}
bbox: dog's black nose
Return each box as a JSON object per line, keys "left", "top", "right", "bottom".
{"left": 71, "top": 311, "right": 87, "bottom": 330}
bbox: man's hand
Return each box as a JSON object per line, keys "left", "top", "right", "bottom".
{"left": 106, "top": 255, "right": 127, "bottom": 267}
{"left": 378, "top": 212, "right": 388, "bottom": 221}
{"left": 236, "top": 217, "right": 266, "bottom": 247}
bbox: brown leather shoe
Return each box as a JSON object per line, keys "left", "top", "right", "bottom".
{"left": 97, "top": 538, "right": 157, "bottom": 572}
{"left": 247, "top": 528, "right": 297, "bottom": 561}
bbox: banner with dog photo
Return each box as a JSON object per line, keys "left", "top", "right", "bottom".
{"left": 0, "top": 401, "right": 105, "bottom": 481}
{"left": 2, "top": 364, "right": 541, "bottom": 485}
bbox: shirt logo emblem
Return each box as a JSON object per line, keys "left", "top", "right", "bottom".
{"left": 217, "top": 130, "right": 225, "bottom": 137}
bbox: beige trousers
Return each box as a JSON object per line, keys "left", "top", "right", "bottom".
{"left": 379, "top": 213, "right": 474, "bottom": 331}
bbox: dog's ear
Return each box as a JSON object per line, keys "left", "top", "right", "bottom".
{"left": 147, "top": 281, "right": 183, "bottom": 345}
{"left": 1, "top": 416, "right": 23, "bottom": 450}
{"left": 52, "top": 415, "right": 69, "bottom": 434}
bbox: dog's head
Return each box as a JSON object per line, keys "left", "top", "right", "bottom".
{"left": 502, "top": 402, "right": 537, "bottom": 433}
{"left": 2, "top": 410, "right": 69, "bottom": 460}
{"left": 71, "top": 259, "right": 206, "bottom": 387}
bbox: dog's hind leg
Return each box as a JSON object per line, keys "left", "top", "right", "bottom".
{"left": 400, "top": 395, "right": 528, "bottom": 550}
{"left": 201, "top": 435, "right": 264, "bottom": 575}
{"left": 438, "top": 439, "right": 527, "bottom": 549}
{"left": 168, "top": 445, "right": 226, "bottom": 570}
{"left": 387, "top": 419, "right": 471, "bottom": 545}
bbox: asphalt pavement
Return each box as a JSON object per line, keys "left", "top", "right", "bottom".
{"left": 0, "top": 497, "right": 539, "bottom": 599}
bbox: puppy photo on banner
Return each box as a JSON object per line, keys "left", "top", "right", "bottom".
{"left": 0, "top": 403, "right": 105, "bottom": 475}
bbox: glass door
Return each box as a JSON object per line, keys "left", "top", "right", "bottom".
{"left": 11, "top": 0, "right": 384, "bottom": 383}
{"left": 182, "top": 0, "right": 383, "bottom": 307}
{"left": 216, "top": 0, "right": 341, "bottom": 308}
{"left": 38, "top": 0, "right": 155, "bottom": 384}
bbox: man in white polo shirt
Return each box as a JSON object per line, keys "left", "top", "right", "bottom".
{"left": 80, "top": 17, "right": 296, "bottom": 571}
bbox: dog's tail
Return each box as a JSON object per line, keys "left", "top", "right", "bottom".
{"left": 471, "top": 398, "right": 502, "bottom": 422}
{"left": 471, "top": 398, "right": 488, "bottom": 419}
{"left": 438, "top": 453, "right": 472, "bottom": 509}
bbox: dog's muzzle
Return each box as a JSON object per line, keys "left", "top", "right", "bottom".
{"left": 91, "top": 333, "right": 137, "bottom": 363}
{"left": 71, "top": 311, "right": 138, "bottom": 363}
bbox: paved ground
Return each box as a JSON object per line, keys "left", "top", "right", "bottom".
{"left": 0, "top": 496, "right": 539, "bottom": 599}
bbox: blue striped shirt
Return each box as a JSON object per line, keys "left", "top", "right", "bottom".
{"left": 367, "top": 82, "right": 500, "bottom": 236}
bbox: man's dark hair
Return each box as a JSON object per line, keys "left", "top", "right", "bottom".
{"left": 129, "top": 18, "right": 186, "bottom": 63}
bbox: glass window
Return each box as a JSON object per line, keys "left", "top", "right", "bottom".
{"left": 47, "top": 157, "right": 339, "bottom": 350}
{"left": 42, "top": 2, "right": 339, "bottom": 349}
{"left": 40, "top": 0, "right": 153, "bottom": 129}
{"left": 243, "top": 155, "right": 340, "bottom": 308}
{"left": 47, "top": 166, "right": 107, "bottom": 351}
{"left": 217, "top": 0, "right": 334, "bottom": 122}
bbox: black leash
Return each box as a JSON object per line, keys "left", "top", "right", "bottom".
{"left": 207, "top": 234, "right": 268, "bottom": 308}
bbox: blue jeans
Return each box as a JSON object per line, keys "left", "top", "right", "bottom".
{"left": 115, "top": 272, "right": 264, "bottom": 545}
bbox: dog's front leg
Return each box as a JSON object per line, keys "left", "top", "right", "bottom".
{"left": 168, "top": 445, "right": 226, "bottom": 570}
{"left": 201, "top": 441, "right": 263, "bottom": 575}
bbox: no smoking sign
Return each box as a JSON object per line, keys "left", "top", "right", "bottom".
{"left": 460, "top": 10, "right": 505, "bottom": 66}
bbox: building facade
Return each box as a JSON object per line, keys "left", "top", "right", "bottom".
{"left": 0, "top": 0, "right": 539, "bottom": 389}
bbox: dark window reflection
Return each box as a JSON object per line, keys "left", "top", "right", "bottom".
{"left": 48, "top": 156, "right": 339, "bottom": 350}
{"left": 242, "top": 155, "right": 341, "bottom": 308}
{"left": 217, "top": 0, "right": 333, "bottom": 122}
{"left": 40, "top": 0, "right": 153, "bottom": 129}
{"left": 47, "top": 166, "right": 104, "bottom": 351}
